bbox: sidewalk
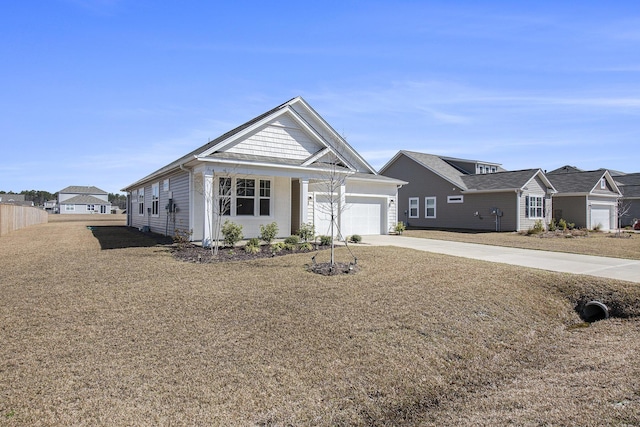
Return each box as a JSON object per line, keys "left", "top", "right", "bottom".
{"left": 363, "top": 235, "right": 640, "bottom": 284}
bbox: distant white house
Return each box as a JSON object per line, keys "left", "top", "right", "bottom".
{"left": 58, "top": 186, "right": 112, "bottom": 214}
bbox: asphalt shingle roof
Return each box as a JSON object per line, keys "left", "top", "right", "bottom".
{"left": 546, "top": 170, "right": 607, "bottom": 193}
{"left": 60, "top": 195, "right": 110, "bottom": 205}
{"left": 399, "top": 150, "right": 468, "bottom": 189}
{"left": 59, "top": 186, "right": 108, "bottom": 195}
{"left": 461, "top": 169, "right": 542, "bottom": 191}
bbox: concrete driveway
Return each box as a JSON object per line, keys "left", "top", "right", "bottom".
{"left": 363, "top": 235, "right": 640, "bottom": 284}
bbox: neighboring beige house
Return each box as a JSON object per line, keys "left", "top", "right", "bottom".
{"left": 122, "top": 97, "right": 405, "bottom": 244}
{"left": 379, "top": 151, "right": 556, "bottom": 232}
{"left": 58, "top": 186, "right": 112, "bottom": 214}
{"left": 546, "top": 168, "right": 621, "bottom": 231}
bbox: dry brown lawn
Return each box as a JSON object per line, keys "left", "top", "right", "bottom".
{"left": 405, "top": 228, "right": 640, "bottom": 260}
{"left": 1, "top": 215, "right": 639, "bottom": 426}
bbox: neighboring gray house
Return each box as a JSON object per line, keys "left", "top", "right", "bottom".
{"left": 122, "top": 97, "right": 405, "bottom": 243}
{"left": 0, "top": 194, "right": 33, "bottom": 206}
{"left": 379, "top": 150, "right": 555, "bottom": 232}
{"left": 58, "top": 186, "right": 112, "bottom": 214}
{"left": 612, "top": 172, "right": 640, "bottom": 227}
{"left": 546, "top": 169, "right": 621, "bottom": 231}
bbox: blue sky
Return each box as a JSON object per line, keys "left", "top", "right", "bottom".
{"left": 2, "top": 1, "right": 640, "bottom": 194}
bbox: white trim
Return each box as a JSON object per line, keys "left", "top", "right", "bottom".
{"left": 409, "top": 197, "right": 419, "bottom": 218}
{"left": 425, "top": 196, "right": 436, "bottom": 218}
{"left": 447, "top": 195, "right": 464, "bottom": 203}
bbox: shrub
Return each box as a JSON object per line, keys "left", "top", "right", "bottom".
{"left": 318, "top": 235, "right": 332, "bottom": 246}
{"left": 173, "top": 228, "right": 193, "bottom": 249}
{"left": 297, "top": 222, "right": 315, "bottom": 242}
{"left": 270, "top": 242, "right": 285, "bottom": 253}
{"left": 548, "top": 218, "right": 557, "bottom": 231}
{"left": 259, "top": 222, "right": 278, "bottom": 244}
{"left": 592, "top": 223, "right": 602, "bottom": 232}
{"left": 395, "top": 221, "right": 406, "bottom": 235}
{"left": 349, "top": 234, "right": 362, "bottom": 243}
{"left": 527, "top": 219, "right": 545, "bottom": 235}
{"left": 284, "top": 235, "right": 300, "bottom": 245}
{"left": 558, "top": 218, "right": 567, "bottom": 231}
{"left": 248, "top": 237, "right": 260, "bottom": 247}
{"left": 244, "top": 243, "right": 260, "bottom": 254}
{"left": 299, "top": 242, "right": 313, "bottom": 251}
{"left": 221, "top": 220, "right": 243, "bottom": 247}
{"left": 284, "top": 243, "right": 297, "bottom": 251}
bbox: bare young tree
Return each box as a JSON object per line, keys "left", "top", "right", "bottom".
{"left": 616, "top": 196, "right": 632, "bottom": 236}
{"left": 312, "top": 152, "right": 354, "bottom": 269}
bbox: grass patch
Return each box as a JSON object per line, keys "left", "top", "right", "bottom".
{"left": 1, "top": 219, "right": 638, "bottom": 425}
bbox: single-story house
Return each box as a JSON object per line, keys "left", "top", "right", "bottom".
{"left": 379, "top": 150, "right": 556, "bottom": 232}
{"left": 546, "top": 168, "right": 622, "bottom": 231}
{"left": 122, "top": 97, "right": 406, "bottom": 244}
{"left": 612, "top": 172, "right": 640, "bottom": 227}
{"left": 58, "top": 186, "right": 111, "bottom": 214}
{"left": 0, "top": 194, "right": 33, "bottom": 206}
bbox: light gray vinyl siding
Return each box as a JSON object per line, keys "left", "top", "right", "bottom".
{"left": 128, "top": 171, "right": 190, "bottom": 236}
{"left": 519, "top": 176, "right": 552, "bottom": 231}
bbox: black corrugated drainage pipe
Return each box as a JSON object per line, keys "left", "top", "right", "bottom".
{"left": 582, "top": 301, "right": 609, "bottom": 322}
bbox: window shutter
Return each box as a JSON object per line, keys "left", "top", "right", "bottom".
{"left": 543, "top": 198, "right": 546, "bottom": 218}
{"left": 525, "top": 195, "right": 530, "bottom": 218}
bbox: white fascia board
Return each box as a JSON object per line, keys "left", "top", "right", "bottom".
{"left": 196, "top": 156, "right": 355, "bottom": 177}
{"left": 347, "top": 175, "right": 407, "bottom": 186}
{"left": 378, "top": 151, "right": 403, "bottom": 174}
{"left": 522, "top": 169, "right": 557, "bottom": 193}
{"left": 302, "top": 148, "right": 331, "bottom": 166}
{"left": 292, "top": 97, "right": 378, "bottom": 175}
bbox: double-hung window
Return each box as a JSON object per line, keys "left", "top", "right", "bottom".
{"left": 138, "top": 188, "right": 145, "bottom": 215}
{"left": 218, "top": 177, "right": 272, "bottom": 217}
{"left": 236, "top": 178, "right": 256, "bottom": 215}
{"left": 259, "top": 179, "right": 271, "bottom": 216}
{"left": 151, "top": 183, "right": 159, "bottom": 216}
{"left": 527, "top": 195, "right": 544, "bottom": 218}
{"left": 425, "top": 197, "right": 436, "bottom": 218}
{"left": 409, "top": 197, "right": 419, "bottom": 218}
{"left": 87, "top": 204, "right": 95, "bottom": 212}
{"left": 219, "top": 178, "right": 232, "bottom": 215}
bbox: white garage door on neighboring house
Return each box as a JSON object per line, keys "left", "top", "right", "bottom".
{"left": 313, "top": 195, "right": 384, "bottom": 238}
{"left": 590, "top": 205, "right": 612, "bottom": 230}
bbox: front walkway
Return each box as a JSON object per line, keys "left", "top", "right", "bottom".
{"left": 364, "top": 235, "right": 640, "bottom": 283}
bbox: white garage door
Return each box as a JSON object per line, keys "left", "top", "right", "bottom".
{"left": 590, "top": 206, "right": 611, "bottom": 230}
{"left": 342, "top": 197, "right": 383, "bottom": 236}
{"left": 314, "top": 196, "right": 384, "bottom": 237}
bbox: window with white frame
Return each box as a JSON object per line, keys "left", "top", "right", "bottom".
{"left": 87, "top": 204, "right": 95, "bottom": 212}
{"left": 218, "top": 177, "right": 272, "bottom": 217}
{"left": 151, "top": 183, "right": 159, "bottom": 216}
{"left": 527, "top": 195, "right": 544, "bottom": 218}
{"left": 65, "top": 204, "right": 75, "bottom": 211}
{"left": 447, "top": 195, "right": 464, "bottom": 203}
{"left": 425, "top": 197, "right": 436, "bottom": 218}
{"left": 138, "top": 188, "right": 145, "bottom": 215}
{"left": 219, "top": 177, "right": 232, "bottom": 215}
{"left": 409, "top": 197, "right": 419, "bottom": 218}
{"left": 259, "top": 179, "right": 271, "bottom": 216}
{"left": 600, "top": 178, "right": 606, "bottom": 189}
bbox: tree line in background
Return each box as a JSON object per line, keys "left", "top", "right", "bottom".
{"left": 0, "top": 190, "right": 128, "bottom": 210}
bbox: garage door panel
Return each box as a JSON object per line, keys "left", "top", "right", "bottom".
{"left": 590, "top": 206, "right": 611, "bottom": 230}
{"left": 343, "top": 197, "right": 383, "bottom": 236}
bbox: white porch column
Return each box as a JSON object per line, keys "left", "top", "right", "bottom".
{"left": 300, "top": 179, "right": 309, "bottom": 227}
{"left": 338, "top": 183, "right": 346, "bottom": 239}
{"left": 203, "top": 167, "right": 215, "bottom": 248}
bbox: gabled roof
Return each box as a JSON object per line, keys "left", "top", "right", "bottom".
{"left": 547, "top": 165, "right": 582, "bottom": 174}
{"left": 614, "top": 173, "right": 640, "bottom": 197}
{"left": 462, "top": 169, "right": 555, "bottom": 193}
{"left": 60, "top": 194, "right": 110, "bottom": 205}
{"left": 59, "top": 185, "right": 108, "bottom": 195}
{"left": 380, "top": 150, "right": 469, "bottom": 189}
{"left": 123, "top": 97, "right": 387, "bottom": 191}
{"left": 546, "top": 170, "right": 621, "bottom": 195}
